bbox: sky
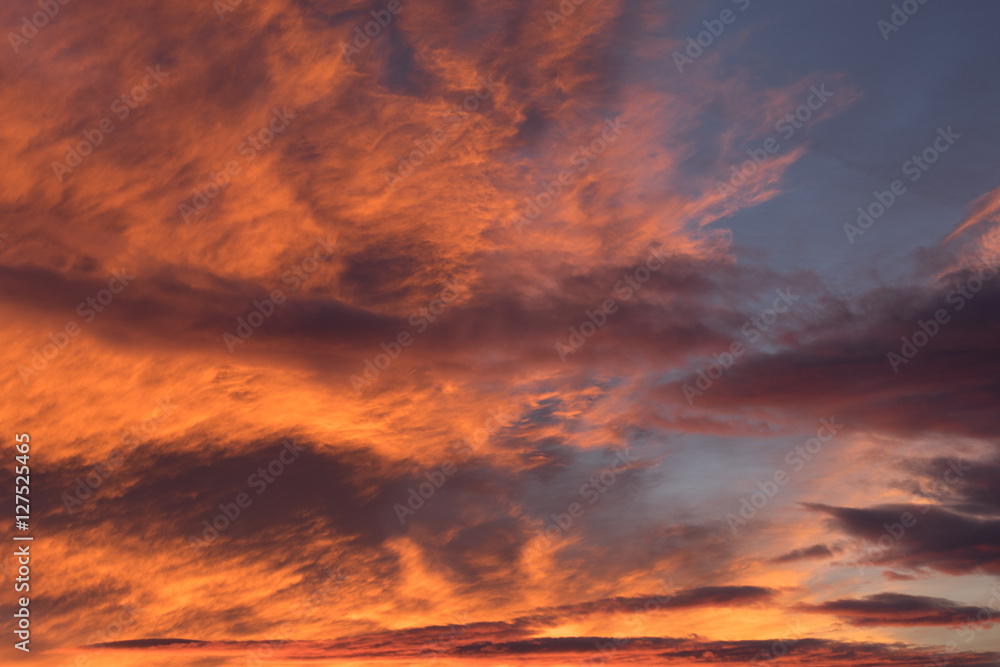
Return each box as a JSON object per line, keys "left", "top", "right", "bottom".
{"left": 1, "top": 0, "right": 1000, "bottom": 666}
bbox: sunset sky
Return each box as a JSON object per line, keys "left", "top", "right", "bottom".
{"left": 2, "top": 0, "right": 1000, "bottom": 665}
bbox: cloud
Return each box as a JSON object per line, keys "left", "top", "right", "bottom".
{"left": 770, "top": 544, "right": 837, "bottom": 563}
{"left": 798, "top": 592, "right": 997, "bottom": 627}
{"left": 2, "top": 0, "right": 1000, "bottom": 664}
{"left": 91, "top": 631, "right": 1000, "bottom": 666}
{"left": 805, "top": 503, "right": 1000, "bottom": 575}
{"left": 661, "top": 275, "right": 1000, "bottom": 440}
